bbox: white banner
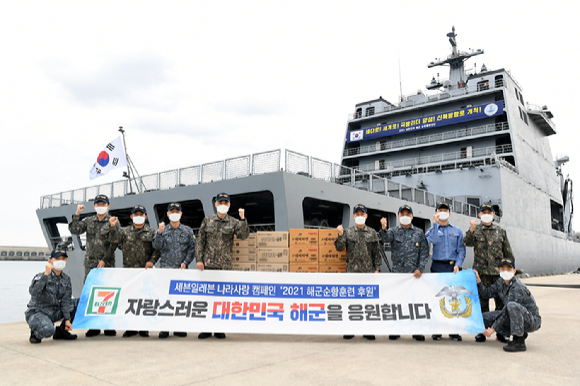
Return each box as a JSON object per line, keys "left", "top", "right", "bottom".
{"left": 89, "top": 136, "right": 127, "bottom": 180}
{"left": 73, "top": 269, "right": 485, "bottom": 335}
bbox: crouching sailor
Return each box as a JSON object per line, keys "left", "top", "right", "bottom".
{"left": 25, "top": 249, "right": 77, "bottom": 344}
{"left": 475, "top": 258, "right": 541, "bottom": 352}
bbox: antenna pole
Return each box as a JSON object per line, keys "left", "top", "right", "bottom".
{"left": 398, "top": 56, "right": 403, "bottom": 103}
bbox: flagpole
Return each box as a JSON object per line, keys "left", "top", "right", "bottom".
{"left": 118, "top": 127, "right": 142, "bottom": 194}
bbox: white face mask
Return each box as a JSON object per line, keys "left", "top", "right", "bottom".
{"left": 217, "top": 205, "right": 229, "bottom": 214}
{"left": 438, "top": 212, "right": 450, "bottom": 221}
{"left": 168, "top": 213, "right": 181, "bottom": 222}
{"left": 95, "top": 206, "right": 108, "bottom": 215}
{"left": 481, "top": 214, "right": 494, "bottom": 224}
{"left": 354, "top": 216, "right": 366, "bottom": 225}
{"left": 399, "top": 216, "right": 412, "bottom": 226}
{"left": 500, "top": 270, "right": 514, "bottom": 281}
{"left": 133, "top": 216, "right": 145, "bottom": 225}
{"left": 52, "top": 260, "right": 66, "bottom": 271}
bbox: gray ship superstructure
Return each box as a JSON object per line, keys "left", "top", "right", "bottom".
{"left": 37, "top": 27, "right": 579, "bottom": 297}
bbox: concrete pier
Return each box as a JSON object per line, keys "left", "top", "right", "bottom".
{"left": 1, "top": 275, "right": 578, "bottom": 385}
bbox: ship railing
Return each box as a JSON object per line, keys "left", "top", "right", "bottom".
{"left": 283, "top": 150, "right": 480, "bottom": 218}
{"left": 39, "top": 149, "right": 282, "bottom": 209}
{"left": 343, "top": 122, "right": 509, "bottom": 157}
{"left": 356, "top": 144, "right": 513, "bottom": 173}
{"left": 348, "top": 78, "right": 506, "bottom": 120}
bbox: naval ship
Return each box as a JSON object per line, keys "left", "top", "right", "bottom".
{"left": 37, "top": 27, "right": 579, "bottom": 297}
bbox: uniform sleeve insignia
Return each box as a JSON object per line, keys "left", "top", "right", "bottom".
{"left": 34, "top": 275, "right": 42, "bottom": 280}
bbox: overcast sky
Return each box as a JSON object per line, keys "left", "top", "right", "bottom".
{"left": 1, "top": 1, "right": 579, "bottom": 247}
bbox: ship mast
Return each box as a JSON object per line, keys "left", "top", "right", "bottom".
{"left": 427, "top": 26, "right": 483, "bottom": 89}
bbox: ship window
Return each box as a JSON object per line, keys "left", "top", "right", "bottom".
{"left": 519, "top": 91, "right": 525, "bottom": 106}
{"left": 302, "top": 198, "right": 349, "bottom": 229}
{"left": 523, "top": 112, "right": 529, "bottom": 125}
{"left": 550, "top": 200, "right": 564, "bottom": 232}
{"left": 460, "top": 147, "right": 467, "bottom": 159}
{"left": 154, "top": 200, "right": 205, "bottom": 235}
{"left": 31, "top": 252, "right": 37, "bottom": 257}
{"left": 379, "top": 159, "right": 385, "bottom": 170}
{"left": 44, "top": 217, "right": 74, "bottom": 250}
{"left": 0, "top": 251, "right": 6, "bottom": 256}
{"left": 211, "top": 191, "right": 276, "bottom": 232}
{"left": 477, "top": 80, "right": 489, "bottom": 91}
{"left": 39, "top": 252, "right": 45, "bottom": 256}
{"left": 9, "top": 251, "right": 15, "bottom": 257}
{"left": 518, "top": 107, "right": 523, "bottom": 120}
{"left": 16, "top": 252, "right": 22, "bottom": 257}
{"left": 355, "top": 108, "right": 362, "bottom": 119}
{"left": 365, "top": 107, "right": 375, "bottom": 117}
{"left": 110, "top": 207, "right": 150, "bottom": 228}
{"left": 495, "top": 75, "right": 504, "bottom": 87}
{"left": 467, "top": 197, "right": 480, "bottom": 207}
{"left": 24, "top": 252, "right": 30, "bottom": 257}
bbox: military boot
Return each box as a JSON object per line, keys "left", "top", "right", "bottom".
{"left": 53, "top": 321, "right": 78, "bottom": 340}
{"left": 29, "top": 331, "right": 41, "bottom": 344}
{"left": 503, "top": 333, "right": 527, "bottom": 352}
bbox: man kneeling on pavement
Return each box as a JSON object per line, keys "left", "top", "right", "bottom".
{"left": 475, "top": 258, "right": 541, "bottom": 352}
{"left": 25, "top": 249, "right": 77, "bottom": 344}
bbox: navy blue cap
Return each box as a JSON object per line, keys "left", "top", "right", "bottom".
{"left": 498, "top": 258, "right": 515, "bottom": 268}
{"left": 167, "top": 203, "right": 182, "bottom": 212}
{"left": 216, "top": 193, "right": 230, "bottom": 202}
{"left": 131, "top": 205, "right": 147, "bottom": 215}
{"left": 398, "top": 205, "right": 413, "bottom": 214}
{"left": 437, "top": 202, "right": 450, "bottom": 210}
{"left": 480, "top": 203, "right": 493, "bottom": 212}
{"left": 353, "top": 204, "right": 367, "bottom": 214}
{"left": 94, "top": 195, "right": 109, "bottom": 204}
{"left": 51, "top": 249, "right": 68, "bottom": 258}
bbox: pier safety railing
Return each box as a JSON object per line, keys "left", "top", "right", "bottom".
{"left": 40, "top": 149, "right": 480, "bottom": 218}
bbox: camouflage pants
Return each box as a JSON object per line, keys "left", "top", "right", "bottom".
{"left": 483, "top": 302, "right": 541, "bottom": 337}
{"left": 479, "top": 275, "right": 504, "bottom": 312}
{"left": 26, "top": 304, "right": 77, "bottom": 340}
{"left": 205, "top": 266, "right": 231, "bottom": 271}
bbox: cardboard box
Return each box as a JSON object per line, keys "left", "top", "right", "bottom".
{"left": 289, "top": 263, "right": 318, "bottom": 273}
{"left": 232, "top": 262, "right": 256, "bottom": 271}
{"left": 318, "top": 264, "right": 347, "bottom": 273}
{"left": 289, "top": 246, "right": 318, "bottom": 263}
{"left": 256, "top": 232, "right": 289, "bottom": 248}
{"left": 234, "top": 234, "right": 257, "bottom": 248}
{"left": 318, "top": 245, "right": 347, "bottom": 263}
{"left": 232, "top": 247, "right": 257, "bottom": 256}
{"left": 232, "top": 254, "right": 256, "bottom": 263}
{"left": 256, "top": 248, "right": 289, "bottom": 264}
{"left": 257, "top": 263, "right": 289, "bottom": 272}
{"left": 289, "top": 229, "right": 319, "bottom": 246}
{"left": 318, "top": 229, "right": 339, "bottom": 246}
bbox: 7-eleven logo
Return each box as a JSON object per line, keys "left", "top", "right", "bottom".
{"left": 86, "top": 287, "right": 122, "bottom": 315}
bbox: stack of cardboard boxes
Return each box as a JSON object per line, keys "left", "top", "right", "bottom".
{"left": 232, "top": 229, "right": 346, "bottom": 273}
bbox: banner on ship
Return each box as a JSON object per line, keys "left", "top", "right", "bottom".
{"left": 73, "top": 269, "right": 485, "bottom": 335}
{"left": 347, "top": 101, "right": 503, "bottom": 143}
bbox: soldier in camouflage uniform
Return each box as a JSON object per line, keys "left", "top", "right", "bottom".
{"left": 152, "top": 202, "right": 196, "bottom": 339}
{"left": 335, "top": 204, "right": 380, "bottom": 341}
{"left": 476, "top": 258, "right": 541, "bottom": 352}
{"left": 109, "top": 205, "right": 160, "bottom": 338}
{"left": 464, "top": 203, "right": 514, "bottom": 342}
{"left": 379, "top": 205, "right": 429, "bottom": 341}
{"left": 26, "top": 249, "right": 77, "bottom": 344}
{"left": 195, "top": 192, "right": 249, "bottom": 340}
{"left": 68, "top": 194, "right": 119, "bottom": 337}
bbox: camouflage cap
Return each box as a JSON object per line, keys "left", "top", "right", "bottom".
{"left": 353, "top": 204, "right": 367, "bottom": 214}
{"left": 131, "top": 205, "right": 147, "bottom": 214}
{"left": 216, "top": 193, "right": 230, "bottom": 202}
{"left": 94, "top": 195, "right": 109, "bottom": 204}
{"left": 398, "top": 205, "right": 413, "bottom": 214}
{"left": 50, "top": 249, "right": 68, "bottom": 258}
{"left": 167, "top": 202, "right": 182, "bottom": 211}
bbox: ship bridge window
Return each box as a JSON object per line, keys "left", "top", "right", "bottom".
{"left": 110, "top": 207, "right": 151, "bottom": 228}
{"left": 155, "top": 200, "right": 205, "bottom": 235}
{"left": 302, "top": 198, "right": 349, "bottom": 229}
{"left": 355, "top": 108, "right": 362, "bottom": 119}
{"left": 365, "top": 107, "right": 375, "bottom": 117}
{"left": 477, "top": 80, "right": 489, "bottom": 91}
{"left": 44, "top": 217, "right": 74, "bottom": 250}
{"left": 211, "top": 191, "right": 275, "bottom": 233}
{"left": 495, "top": 75, "right": 504, "bottom": 87}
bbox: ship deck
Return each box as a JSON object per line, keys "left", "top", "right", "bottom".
{"left": 1, "top": 275, "right": 579, "bottom": 385}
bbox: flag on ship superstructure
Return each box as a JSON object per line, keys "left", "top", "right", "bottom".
{"left": 89, "top": 136, "right": 127, "bottom": 180}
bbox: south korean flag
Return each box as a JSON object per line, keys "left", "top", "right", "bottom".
{"left": 89, "top": 136, "right": 128, "bottom": 180}
{"left": 350, "top": 130, "right": 364, "bottom": 142}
